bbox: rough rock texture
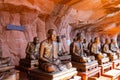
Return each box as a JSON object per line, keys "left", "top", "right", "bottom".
{"left": 0, "top": 0, "right": 120, "bottom": 65}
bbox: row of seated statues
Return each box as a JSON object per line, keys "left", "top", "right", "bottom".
{"left": 23, "top": 29, "right": 120, "bottom": 73}
{"left": 23, "top": 29, "right": 72, "bottom": 73}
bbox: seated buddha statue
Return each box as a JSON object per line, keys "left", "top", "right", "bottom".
{"left": 83, "top": 39, "right": 89, "bottom": 55}
{"left": 25, "top": 37, "right": 40, "bottom": 60}
{"left": 110, "top": 39, "right": 120, "bottom": 58}
{"left": 56, "top": 36, "right": 71, "bottom": 62}
{"left": 70, "top": 33, "right": 94, "bottom": 63}
{"left": 90, "top": 37, "right": 110, "bottom": 65}
{"left": 39, "top": 29, "right": 72, "bottom": 73}
{"left": 102, "top": 38, "right": 117, "bottom": 61}
{"left": 91, "top": 37, "right": 104, "bottom": 60}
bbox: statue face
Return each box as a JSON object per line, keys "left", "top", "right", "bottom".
{"left": 34, "top": 37, "right": 39, "bottom": 44}
{"left": 77, "top": 36, "right": 82, "bottom": 42}
{"left": 51, "top": 31, "right": 56, "bottom": 41}
{"left": 106, "top": 39, "right": 110, "bottom": 44}
{"left": 111, "top": 39, "right": 115, "bottom": 43}
{"left": 95, "top": 37, "right": 99, "bottom": 43}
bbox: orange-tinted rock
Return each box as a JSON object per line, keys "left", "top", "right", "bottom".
{"left": 0, "top": 0, "right": 120, "bottom": 65}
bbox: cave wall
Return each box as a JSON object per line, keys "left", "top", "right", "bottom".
{"left": 0, "top": 0, "right": 120, "bottom": 65}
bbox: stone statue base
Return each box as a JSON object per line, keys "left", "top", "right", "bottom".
{"left": 102, "top": 69, "right": 120, "bottom": 80}
{"left": 0, "top": 65, "right": 14, "bottom": 72}
{"left": 29, "top": 68, "right": 77, "bottom": 80}
{"left": 98, "top": 57, "right": 109, "bottom": 65}
{"left": 78, "top": 67, "right": 100, "bottom": 80}
{"left": 19, "top": 59, "right": 38, "bottom": 68}
{"left": 72, "top": 61, "right": 98, "bottom": 72}
{"left": 3, "top": 70, "right": 19, "bottom": 80}
{"left": 0, "top": 66, "right": 15, "bottom": 80}
{"left": 99, "top": 62, "right": 113, "bottom": 74}
{"left": 113, "top": 59, "right": 120, "bottom": 69}
{"left": 110, "top": 55, "right": 118, "bottom": 61}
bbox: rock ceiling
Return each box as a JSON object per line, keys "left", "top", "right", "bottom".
{"left": 1, "top": 0, "right": 120, "bottom": 36}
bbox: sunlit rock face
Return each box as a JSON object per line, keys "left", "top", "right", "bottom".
{"left": 0, "top": 0, "right": 120, "bottom": 65}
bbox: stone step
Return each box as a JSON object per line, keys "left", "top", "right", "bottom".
{"left": 88, "top": 76, "right": 111, "bottom": 80}
{"left": 102, "top": 69, "right": 120, "bottom": 79}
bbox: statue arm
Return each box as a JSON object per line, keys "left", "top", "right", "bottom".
{"left": 91, "top": 44, "right": 94, "bottom": 53}
{"left": 110, "top": 45, "right": 115, "bottom": 52}
{"left": 39, "top": 43, "right": 51, "bottom": 63}
{"left": 25, "top": 42, "right": 31, "bottom": 55}
{"left": 71, "top": 43, "right": 79, "bottom": 56}
{"left": 103, "top": 45, "right": 106, "bottom": 53}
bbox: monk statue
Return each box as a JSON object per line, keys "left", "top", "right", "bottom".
{"left": 25, "top": 37, "right": 40, "bottom": 60}
{"left": 91, "top": 37, "right": 104, "bottom": 60}
{"left": 56, "top": 36, "right": 71, "bottom": 62}
{"left": 110, "top": 39, "right": 120, "bottom": 58}
{"left": 39, "top": 29, "right": 72, "bottom": 73}
{"left": 56, "top": 36, "right": 64, "bottom": 56}
{"left": 83, "top": 39, "right": 89, "bottom": 55}
{"left": 102, "top": 38, "right": 117, "bottom": 61}
{"left": 70, "top": 33, "right": 92, "bottom": 63}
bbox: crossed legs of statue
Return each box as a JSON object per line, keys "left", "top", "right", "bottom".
{"left": 72, "top": 55, "right": 89, "bottom": 63}
{"left": 107, "top": 53, "right": 118, "bottom": 61}
{"left": 94, "top": 53, "right": 104, "bottom": 60}
{"left": 39, "top": 59, "right": 72, "bottom": 73}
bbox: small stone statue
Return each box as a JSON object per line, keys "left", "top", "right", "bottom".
{"left": 83, "top": 39, "right": 89, "bottom": 55}
{"left": 91, "top": 37, "right": 104, "bottom": 60}
{"left": 25, "top": 37, "right": 40, "bottom": 60}
{"left": 110, "top": 39, "right": 120, "bottom": 57}
{"left": 70, "top": 33, "right": 91, "bottom": 63}
{"left": 56, "top": 36, "right": 71, "bottom": 62}
{"left": 102, "top": 38, "right": 116, "bottom": 61}
{"left": 39, "top": 29, "right": 72, "bottom": 73}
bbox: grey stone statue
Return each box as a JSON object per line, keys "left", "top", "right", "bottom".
{"left": 91, "top": 37, "right": 104, "bottom": 60}
{"left": 110, "top": 39, "right": 120, "bottom": 56}
{"left": 70, "top": 33, "right": 91, "bottom": 63}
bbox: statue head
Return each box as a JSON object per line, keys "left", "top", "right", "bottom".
{"left": 105, "top": 38, "right": 110, "bottom": 44}
{"left": 76, "top": 33, "right": 82, "bottom": 41}
{"left": 56, "top": 36, "right": 61, "bottom": 43}
{"left": 111, "top": 39, "right": 115, "bottom": 43}
{"left": 94, "top": 37, "right": 100, "bottom": 44}
{"left": 33, "top": 37, "right": 39, "bottom": 44}
{"left": 47, "top": 29, "right": 56, "bottom": 41}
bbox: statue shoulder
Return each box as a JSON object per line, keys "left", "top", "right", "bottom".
{"left": 40, "top": 39, "right": 48, "bottom": 46}
{"left": 27, "top": 42, "right": 33, "bottom": 46}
